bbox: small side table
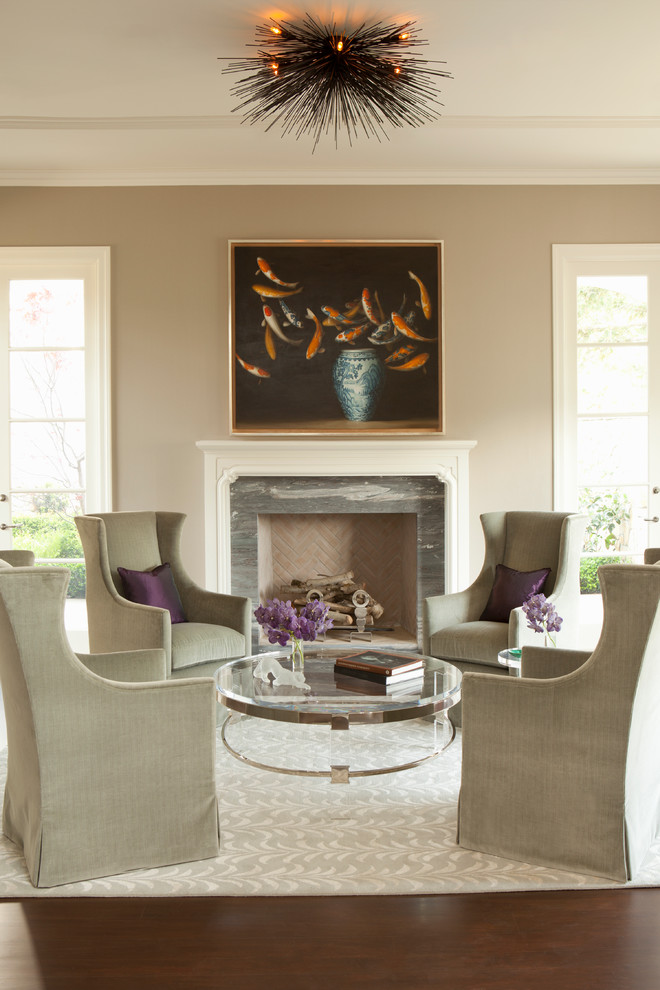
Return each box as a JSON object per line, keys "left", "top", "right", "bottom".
{"left": 497, "top": 648, "right": 522, "bottom": 677}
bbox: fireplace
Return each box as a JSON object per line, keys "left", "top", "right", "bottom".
{"left": 197, "top": 438, "right": 476, "bottom": 650}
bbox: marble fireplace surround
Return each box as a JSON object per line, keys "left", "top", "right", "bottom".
{"left": 197, "top": 440, "right": 476, "bottom": 638}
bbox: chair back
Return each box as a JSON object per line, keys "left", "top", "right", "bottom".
{"left": 77, "top": 511, "right": 163, "bottom": 594}
{"left": 481, "top": 510, "right": 586, "bottom": 596}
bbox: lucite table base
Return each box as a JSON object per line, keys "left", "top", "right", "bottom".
{"left": 220, "top": 710, "right": 456, "bottom": 783}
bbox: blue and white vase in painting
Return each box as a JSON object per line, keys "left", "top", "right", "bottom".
{"left": 332, "top": 348, "right": 385, "bottom": 422}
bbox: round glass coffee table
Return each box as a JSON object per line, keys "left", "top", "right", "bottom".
{"left": 215, "top": 647, "right": 461, "bottom": 783}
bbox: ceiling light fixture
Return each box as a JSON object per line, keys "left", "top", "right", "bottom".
{"left": 220, "top": 14, "right": 452, "bottom": 150}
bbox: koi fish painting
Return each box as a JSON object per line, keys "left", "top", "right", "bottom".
{"left": 230, "top": 240, "right": 444, "bottom": 434}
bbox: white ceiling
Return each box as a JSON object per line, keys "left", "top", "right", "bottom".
{"left": 2, "top": 0, "right": 659, "bottom": 185}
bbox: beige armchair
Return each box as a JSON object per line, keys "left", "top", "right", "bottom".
{"left": 0, "top": 566, "right": 219, "bottom": 887}
{"left": 458, "top": 564, "right": 660, "bottom": 882}
{"left": 422, "top": 510, "right": 587, "bottom": 724}
{"left": 76, "top": 511, "right": 251, "bottom": 680}
{"left": 644, "top": 548, "right": 660, "bottom": 565}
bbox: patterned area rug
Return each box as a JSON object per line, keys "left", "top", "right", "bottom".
{"left": 1, "top": 719, "right": 659, "bottom": 897}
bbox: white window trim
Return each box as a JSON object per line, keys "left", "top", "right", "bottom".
{"left": 552, "top": 243, "right": 660, "bottom": 512}
{"left": 0, "top": 246, "right": 112, "bottom": 512}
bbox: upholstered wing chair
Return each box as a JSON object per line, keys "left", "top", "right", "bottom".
{"left": 458, "top": 563, "right": 660, "bottom": 882}
{"left": 0, "top": 566, "right": 219, "bottom": 887}
{"left": 75, "top": 511, "right": 252, "bottom": 680}
{"left": 422, "top": 510, "right": 587, "bottom": 724}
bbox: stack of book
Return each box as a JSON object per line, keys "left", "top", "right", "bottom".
{"left": 333, "top": 649, "right": 425, "bottom": 686}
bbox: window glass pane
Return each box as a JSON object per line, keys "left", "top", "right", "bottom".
{"left": 10, "top": 422, "right": 86, "bottom": 490}
{"left": 578, "top": 485, "right": 648, "bottom": 555}
{"left": 579, "top": 552, "right": 642, "bottom": 594}
{"left": 577, "top": 417, "right": 647, "bottom": 485}
{"left": 9, "top": 279, "right": 84, "bottom": 348}
{"left": 577, "top": 276, "right": 647, "bottom": 344}
{"left": 10, "top": 492, "right": 87, "bottom": 597}
{"left": 11, "top": 492, "right": 86, "bottom": 558}
{"left": 11, "top": 490, "right": 86, "bottom": 522}
{"left": 577, "top": 345, "right": 647, "bottom": 414}
{"left": 10, "top": 351, "right": 85, "bottom": 419}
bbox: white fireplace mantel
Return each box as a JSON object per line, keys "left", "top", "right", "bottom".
{"left": 197, "top": 438, "right": 476, "bottom": 595}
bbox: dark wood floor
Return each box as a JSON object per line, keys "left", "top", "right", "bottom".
{"left": 2, "top": 888, "right": 660, "bottom": 990}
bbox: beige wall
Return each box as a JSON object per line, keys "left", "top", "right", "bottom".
{"left": 2, "top": 184, "right": 660, "bottom": 581}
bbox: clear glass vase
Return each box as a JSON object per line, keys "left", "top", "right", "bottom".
{"left": 289, "top": 637, "right": 305, "bottom": 673}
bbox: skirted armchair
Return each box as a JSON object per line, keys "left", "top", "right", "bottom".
{"left": 75, "top": 511, "right": 251, "bottom": 680}
{"left": 423, "top": 510, "right": 587, "bottom": 724}
{"left": 458, "top": 563, "right": 660, "bottom": 882}
{"left": 0, "top": 566, "right": 220, "bottom": 887}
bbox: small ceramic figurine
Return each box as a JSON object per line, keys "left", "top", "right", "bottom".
{"left": 253, "top": 655, "right": 310, "bottom": 691}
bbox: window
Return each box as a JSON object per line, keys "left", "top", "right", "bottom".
{"left": 553, "top": 245, "right": 660, "bottom": 593}
{"left": 0, "top": 248, "right": 111, "bottom": 596}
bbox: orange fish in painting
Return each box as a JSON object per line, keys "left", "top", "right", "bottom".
{"left": 236, "top": 354, "right": 270, "bottom": 378}
{"left": 264, "top": 325, "right": 277, "bottom": 360}
{"left": 256, "top": 258, "right": 299, "bottom": 288}
{"left": 335, "top": 324, "right": 370, "bottom": 344}
{"left": 252, "top": 283, "right": 303, "bottom": 299}
{"left": 391, "top": 312, "right": 436, "bottom": 342}
{"left": 343, "top": 299, "right": 363, "bottom": 318}
{"left": 388, "top": 352, "right": 430, "bottom": 371}
{"left": 408, "top": 270, "right": 432, "bottom": 319}
{"left": 305, "top": 308, "right": 324, "bottom": 359}
{"left": 321, "top": 305, "right": 353, "bottom": 325}
{"left": 361, "top": 288, "right": 380, "bottom": 324}
{"left": 385, "top": 344, "right": 416, "bottom": 364}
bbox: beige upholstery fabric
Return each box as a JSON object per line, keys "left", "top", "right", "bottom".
{"left": 0, "top": 567, "right": 220, "bottom": 887}
{"left": 0, "top": 550, "right": 35, "bottom": 567}
{"left": 75, "top": 511, "right": 252, "bottom": 679}
{"left": 170, "top": 622, "right": 246, "bottom": 671}
{"left": 429, "top": 620, "right": 510, "bottom": 663}
{"left": 520, "top": 645, "right": 591, "bottom": 679}
{"left": 77, "top": 648, "right": 168, "bottom": 682}
{"left": 644, "top": 548, "right": 660, "bottom": 565}
{"left": 423, "top": 510, "right": 587, "bottom": 724}
{"left": 458, "top": 564, "right": 660, "bottom": 882}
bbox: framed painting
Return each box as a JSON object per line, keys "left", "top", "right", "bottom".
{"left": 229, "top": 240, "right": 444, "bottom": 434}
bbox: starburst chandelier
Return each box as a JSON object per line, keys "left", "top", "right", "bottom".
{"left": 221, "top": 14, "right": 452, "bottom": 150}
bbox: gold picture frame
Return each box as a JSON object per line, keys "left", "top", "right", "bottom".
{"left": 229, "top": 239, "right": 444, "bottom": 435}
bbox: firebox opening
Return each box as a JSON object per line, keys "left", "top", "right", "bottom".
{"left": 257, "top": 512, "right": 418, "bottom": 648}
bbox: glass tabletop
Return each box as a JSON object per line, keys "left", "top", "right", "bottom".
{"left": 215, "top": 646, "right": 462, "bottom": 725}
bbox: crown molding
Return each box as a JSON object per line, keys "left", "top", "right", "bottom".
{"left": 0, "top": 115, "right": 238, "bottom": 130}
{"left": 1, "top": 166, "right": 660, "bottom": 186}
{"left": 2, "top": 114, "right": 660, "bottom": 131}
{"left": 2, "top": 114, "right": 659, "bottom": 185}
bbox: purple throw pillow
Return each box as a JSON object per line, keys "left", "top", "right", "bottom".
{"left": 117, "top": 562, "right": 187, "bottom": 624}
{"left": 479, "top": 563, "right": 550, "bottom": 623}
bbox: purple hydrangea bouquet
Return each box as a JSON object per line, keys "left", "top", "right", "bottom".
{"left": 254, "top": 597, "right": 334, "bottom": 669}
{"left": 522, "top": 593, "right": 563, "bottom": 647}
